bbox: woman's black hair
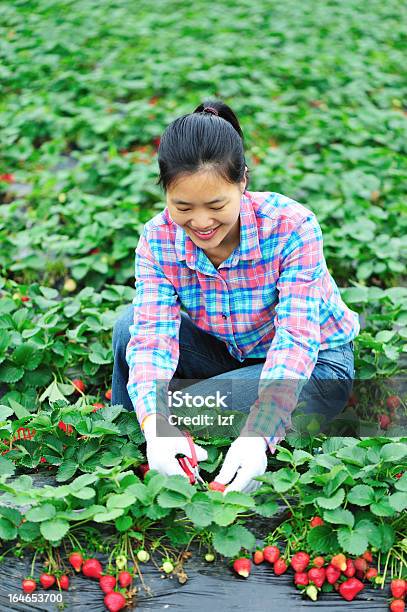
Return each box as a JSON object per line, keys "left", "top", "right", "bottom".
{"left": 156, "top": 99, "right": 250, "bottom": 192}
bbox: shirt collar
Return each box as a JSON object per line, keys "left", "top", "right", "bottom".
{"left": 172, "top": 190, "right": 262, "bottom": 271}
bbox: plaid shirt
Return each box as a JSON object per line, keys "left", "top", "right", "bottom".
{"left": 126, "top": 191, "right": 360, "bottom": 452}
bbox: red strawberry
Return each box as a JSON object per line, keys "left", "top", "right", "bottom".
{"left": 294, "top": 572, "right": 309, "bottom": 586}
{"left": 22, "top": 579, "right": 36, "bottom": 593}
{"left": 386, "top": 395, "right": 401, "bottom": 411}
{"left": 69, "top": 552, "right": 84, "bottom": 572}
{"left": 310, "top": 516, "right": 324, "bottom": 528}
{"left": 82, "top": 558, "right": 103, "bottom": 579}
{"left": 233, "top": 558, "right": 251, "bottom": 578}
{"left": 104, "top": 591, "right": 127, "bottom": 612}
{"left": 21, "top": 296, "right": 30, "bottom": 302}
{"left": 331, "top": 554, "right": 347, "bottom": 572}
{"left": 391, "top": 579, "right": 406, "bottom": 599}
{"left": 253, "top": 550, "right": 264, "bottom": 565}
{"left": 92, "top": 402, "right": 104, "bottom": 412}
{"left": 379, "top": 414, "right": 391, "bottom": 429}
{"left": 138, "top": 463, "right": 150, "bottom": 479}
{"left": 395, "top": 472, "right": 404, "bottom": 479}
{"left": 40, "top": 573, "right": 55, "bottom": 589}
{"left": 308, "top": 567, "right": 326, "bottom": 588}
{"left": 57, "top": 575, "right": 69, "bottom": 590}
{"left": 339, "top": 577, "right": 364, "bottom": 601}
{"left": 263, "top": 546, "right": 280, "bottom": 564}
{"left": 208, "top": 481, "right": 226, "bottom": 492}
{"left": 313, "top": 556, "right": 325, "bottom": 568}
{"left": 40, "top": 457, "right": 47, "bottom": 463}
{"left": 274, "top": 558, "right": 288, "bottom": 575}
{"left": 390, "top": 600, "right": 406, "bottom": 612}
{"left": 118, "top": 571, "right": 132, "bottom": 587}
{"left": 105, "top": 388, "right": 112, "bottom": 401}
{"left": 291, "top": 552, "right": 310, "bottom": 573}
{"left": 0, "top": 173, "right": 14, "bottom": 183}
{"left": 58, "top": 421, "right": 73, "bottom": 434}
{"left": 365, "top": 568, "right": 378, "bottom": 581}
{"left": 100, "top": 575, "right": 116, "bottom": 594}
{"left": 362, "top": 550, "right": 373, "bottom": 563}
{"left": 355, "top": 568, "right": 365, "bottom": 580}
{"left": 72, "top": 378, "right": 85, "bottom": 393}
{"left": 354, "top": 557, "right": 368, "bottom": 573}
{"left": 326, "top": 564, "right": 341, "bottom": 584}
{"left": 343, "top": 558, "right": 356, "bottom": 578}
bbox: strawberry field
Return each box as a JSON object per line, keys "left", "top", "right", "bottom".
{"left": 0, "top": 0, "right": 406, "bottom": 610}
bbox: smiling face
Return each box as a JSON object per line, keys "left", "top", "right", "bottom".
{"left": 166, "top": 169, "right": 247, "bottom": 250}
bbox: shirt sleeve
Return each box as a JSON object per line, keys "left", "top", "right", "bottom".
{"left": 241, "top": 213, "right": 324, "bottom": 452}
{"left": 125, "top": 230, "right": 181, "bottom": 428}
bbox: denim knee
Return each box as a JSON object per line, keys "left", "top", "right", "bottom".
{"left": 112, "top": 304, "right": 134, "bottom": 355}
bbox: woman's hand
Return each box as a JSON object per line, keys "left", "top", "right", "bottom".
{"left": 143, "top": 414, "right": 208, "bottom": 478}
{"left": 214, "top": 436, "right": 268, "bottom": 494}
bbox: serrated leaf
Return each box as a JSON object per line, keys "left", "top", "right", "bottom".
{"left": 0, "top": 363, "right": 24, "bottom": 384}
{"left": 19, "top": 521, "right": 41, "bottom": 542}
{"left": 389, "top": 491, "right": 407, "bottom": 512}
{"left": 254, "top": 499, "right": 280, "bottom": 517}
{"left": 347, "top": 484, "right": 375, "bottom": 506}
{"left": 212, "top": 524, "right": 256, "bottom": 557}
{"left": 380, "top": 443, "right": 407, "bottom": 462}
{"left": 323, "top": 508, "right": 354, "bottom": 528}
{"left": 0, "top": 518, "right": 17, "bottom": 540}
{"left": 270, "top": 467, "right": 299, "bottom": 493}
{"left": 156, "top": 489, "right": 189, "bottom": 508}
{"left": 40, "top": 519, "right": 70, "bottom": 541}
{"left": 0, "top": 455, "right": 16, "bottom": 477}
{"left": 94, "top": 508, "right": 124, "bottom": 522}
{"left": 316, "top": 488, "right": 345, "bottom": 509}
{"left": 307, "top": 524, "right": 338, "bottom": 554}
{"left": 115, "top": 515, "right": 132, "bottom": 532}
{"left": 370, "top": 499, "right": 396, "bottom": 517}
{"left": 337, "top": 526, "right": 368, "bottom": 555}
{"left": 184, "top": 499, "right": 213, "bottom": 527}
{"left": 107, "top": 493, "right": 137, "bottom": 509}
{"left": 56, "top": 460, "right": 78, "bottom": 482}
{"left": 213, "top": 504, "right": 239, "bottom": 526}
{"left": 25, "top": 504, "right": 56, "bottom": 523}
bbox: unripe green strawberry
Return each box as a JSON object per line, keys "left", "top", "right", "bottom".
{"left": 205, "top": 553, "right": 215, "bottom": 562}
{"left": 306, "top": 585, "right": 318, "bottom": 601}
{"left": 162, "top": 561, "right": 174, "bottom": 574}
{"left": 137, "top": 550, "right": 150, "bottom": 563}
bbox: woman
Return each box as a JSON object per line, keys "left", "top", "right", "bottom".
{"left": 112, "top": 99, "right": 359, "bottom": 493}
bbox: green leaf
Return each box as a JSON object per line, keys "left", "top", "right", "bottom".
{"left": 347, "top": 484, "right": 375, "bottom": 506}
{"left": 306, "top": 525, "right": 338, "bottom": 554}
{"left": 12, "top": 344, "right": 42, "bottom": 369}
{"left": 389, "top": 491, "right": 407, "bottom": 512}
{"left": 0, "top": 506, "right": 22, "bottom": 526}
{"left": 127, "top": 482, "right": 150, "bottom": 505}
{"left": 223, "top": 491, "right": 255, "bottom": 508}
{"left": 254, "top": 499, "right": 280, "bottom": 517}
{"left": 270, "top": 468, "right": 300, "bottom": 493}
{"left": 0, "top": 405, "right": 13, "bottom": 420}
{"left": 107, "top": 493, "right": 137, "bottom": 509}
{"left": 115, "top": 515, "right": 132, "bottom": 532}
{"left": 93, "top": 508, "right": 125, "bottom": 522}
{"left": 19, "top": 521, "right": 41, "bottom": 542}
{"left": 184, "top": 498, "right": 213, "bottom": 527}
{"left": 337, "top": 526, "right": 368, "bottom": 555}
{"left": 336, "top": 446, "right": 366, "bottom": 467}
{"left": 380, "top": 443, "right": 407, "bottom": 462}
{"left": 162, "top": 475, "right": 195, "bottom": 498}
{"left": 316, "top": 488, "right": 345, "bottom": 509}
{"left": 323, "top": 508, "right": 354, "bottom": 528}
{"left": 0, "top": 455, "right": 16, "bottom": 477}
{"left": 70, "top": 487, "right": 95, "bottom": 500}
{"left": 0, "top": 363, "right": 24, "bottom": 384}
{"left": 212, "top": 524, "right": 256, "bottom": 557}
{"left": 370, "top": 499, "right": 396, "bottom": 517}
{"left": 395, "top": 473, "right": 407, "bottom": 492}
{"left": 213, "top": 504, "right": 239, "bottom": 526}
{"left": 0, "top": 518, "right": 17, "bottom": 540}
{"left": 146, "top": 473, "right": 166, "bottom": 498}
{"left": 40, "top": 519, "right": 70, "bottom": 541}
{"left": 56, "top": 460, "right": 78, "bottom": 482}
{"left": 25, "top": 504, "right": 56, "bottom": 523}
{"left": 157, "top": 490, "right": 189, "bottom": 508}
{"left": 292, "top": 449, "right": 313, "bottom": 465}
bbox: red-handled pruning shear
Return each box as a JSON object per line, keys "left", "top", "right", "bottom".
{"left": 177, "top": 431, "right": 205, "bottom": 485}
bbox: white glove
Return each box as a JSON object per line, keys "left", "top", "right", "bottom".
{"left": 214, "top": 436, "right": 268, "bottom": 494}
{"left": 143, "top": 414, "right": 208, "bottom": 479}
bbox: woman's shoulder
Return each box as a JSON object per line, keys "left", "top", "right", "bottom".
{"left": 248, "top": 190, "right": 317, "bottom": 227}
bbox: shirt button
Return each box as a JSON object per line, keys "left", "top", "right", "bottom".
{"left": 221, "top": 313, "right": 228, "bottom": 319}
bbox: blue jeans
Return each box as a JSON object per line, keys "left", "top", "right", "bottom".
{"left": 112, "top": 305, "right": 355, "bottom": 433}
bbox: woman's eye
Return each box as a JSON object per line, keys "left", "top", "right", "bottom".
{"left": 177, "top": 205, "right": 225, "bottom": 212}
